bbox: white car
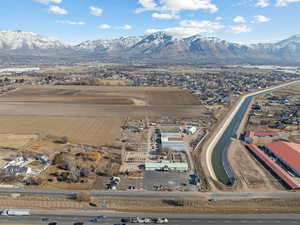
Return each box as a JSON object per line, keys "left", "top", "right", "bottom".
{"left": 137, "top": 217, "right": 151, "bottom": 224}
{"left": 156, "top": 218, "right": 168, "bottom": 224}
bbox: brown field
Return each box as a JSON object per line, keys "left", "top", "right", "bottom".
{"left": 0, "top": 116, "right": 122, "bottom": 146}
{"left": 0, "top": 134, "right": 37, "bottom": 149}
{"left": 0, "top": 86, "right": 203, "bottom": 118}
{"left": 1, "top": 85, "right": 198, "bottom": 106}
{"left": 0, "top": 85, "right": 203, "bottom": 146}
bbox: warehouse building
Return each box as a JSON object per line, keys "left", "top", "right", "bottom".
{"left": 161, "top": 132, "right": 186, "bottom": 152}
{"left": 244, "top": 131, "right": 279, "bottom": 143}
{"left": 264, "top": 141, "right": 300, "bottom": 177}
{"left": 246, "top": 143, "right": 300, "bottom": 190}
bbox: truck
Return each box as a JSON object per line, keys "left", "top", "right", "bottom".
{"left": 0, "top": 209, "right": 31, "bottom": 216}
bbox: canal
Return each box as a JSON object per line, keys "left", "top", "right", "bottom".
{"left": 211, "top": 95, "right": 253, "bottom": 185}
{"left": 211, "top": 82, "right": 298, "bottom": 186}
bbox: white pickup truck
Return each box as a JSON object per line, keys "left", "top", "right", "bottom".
{"left": 0, "top": 209, "right": 31, "bottom": 216}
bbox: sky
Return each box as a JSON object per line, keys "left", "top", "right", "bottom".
{"left": 0, "top": 0, "right": 299, "bottom": 45}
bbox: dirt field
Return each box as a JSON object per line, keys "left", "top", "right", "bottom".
{"left": 229, "top": 140, "right": 283, "bottom": 191}
{"left": 0, "top": 134, "right": 37, "bottom": 149}
{"left": 1, "top": 85, "right": 198, "bottom": 106}
{"left": 0, "top": 116, "right": 122, "bottom": 146}
{"left": 0, "top": 85, "right": 203, "bottom": 146}
{"left": 0, "top": 86, "right": 203, "bottom": 118}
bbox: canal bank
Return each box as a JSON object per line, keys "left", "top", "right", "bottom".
{"left": 211, "top": 95, "right": 253, "bottom": 185}
{"left": 208, "top": 80, "right": 300, "bottom": 186}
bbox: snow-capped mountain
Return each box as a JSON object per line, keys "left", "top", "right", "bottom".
{"left": 252, "top": 34, "right": 300, "bottom": 61}
{"left": 75, "top": 36, "right": 143, "bottom": 51}
{"left": 0, "top": 30, "right": 69, "bottom": 50}
{"left": 75, "top": 31, "right": 267, "bottom": 63}
{"left": 1, "top": 29, "right": 300, "bottom": 64}
{"left": 0, "top": 30, "right": 80, "bottom": 64}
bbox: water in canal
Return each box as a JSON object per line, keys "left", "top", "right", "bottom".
{"left": 211, "top": 83, "right": 293, "bottom": 185}
{"left": 211, "top": 96, "right": 253, "bottom": 185}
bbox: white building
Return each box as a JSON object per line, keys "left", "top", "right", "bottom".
{"left": 161, "top": 132, "right": 186, "bottom": 152}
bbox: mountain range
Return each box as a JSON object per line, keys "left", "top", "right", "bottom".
{"left": 1, "top": 30, "right": 300, "bottom": 65}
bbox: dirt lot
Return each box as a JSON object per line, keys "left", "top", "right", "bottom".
{"left": 0, "top": 86, "right": 203, "bottom": 118}
{"left": 1, "top": 85, "right": 198, "bottom": 106}
{"left": 0, "top": 116, "right": 122, "bottom": 146}
{"left": 229, "top": 140, "right": 283, "bottom": 191}
{"left": 0, "top": 134, "right": 37, "bottom": 149}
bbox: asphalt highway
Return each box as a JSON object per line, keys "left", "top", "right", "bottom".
{"left": 1, "top": 212, "right": 300, "bottom": 225}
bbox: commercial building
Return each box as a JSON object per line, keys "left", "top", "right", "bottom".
{"left": 264, "top": 141, "right": 300, "bottom": 177}
{"left": 244, "top": 131, "right": 279, "bottom": 143}
{"left": 246, "top": 143, "right": 300, "bottom": 190}
{"left": 3, "top": 166, "right": 32, "bottom": 176}
{"left": 161, "top": 132, "right": 186, "bottom": 152}
{"left": 145, "top": 161, "right": 188, "bottom": 172}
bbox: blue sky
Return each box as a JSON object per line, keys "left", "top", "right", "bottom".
{"left": 0, "top": 0, "right": 299, "bottom": 44}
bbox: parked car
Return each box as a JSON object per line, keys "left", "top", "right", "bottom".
{"left": 127, "top": 185, "right": 136, "bottom": 191}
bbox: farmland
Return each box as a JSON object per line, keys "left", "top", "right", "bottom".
{"left": 0, "top": 116, "right": 122, "bottom": 146}
{"left": 0, "top": 85, "right": 202, "bottom": 118}
{"left": 0, "top": 85, "right": 203, "bottom": 146}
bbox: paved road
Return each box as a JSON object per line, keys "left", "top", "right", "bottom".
{"left": 1, "top": 211, "right": 300, "bottom": 225}
{"left": 1, "top": 187, "right": 300, "bottom": 199}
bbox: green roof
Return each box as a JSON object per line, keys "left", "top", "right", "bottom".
{"left": 145, "top": 162, "right": 188, "bottom": 168}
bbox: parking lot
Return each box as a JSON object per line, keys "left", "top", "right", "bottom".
{"left": 143, "top": 171, "right": 197, "bottom": 191}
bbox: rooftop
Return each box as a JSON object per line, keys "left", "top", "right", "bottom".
{"left": 265, "top": 141, "right": 300, "bottom": 172}
{"left": 245, "top": 131, "right": 279, "bottom": 138}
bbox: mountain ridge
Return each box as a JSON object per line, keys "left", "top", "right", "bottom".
{"left": 1, "top": 30, "right": 300, "bottom": 65}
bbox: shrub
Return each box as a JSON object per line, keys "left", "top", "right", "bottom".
{"left": 75, "top": 192, "right": 92, "bottom": 202}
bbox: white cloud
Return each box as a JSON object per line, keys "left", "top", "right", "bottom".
{"left": 57, "top": 20, "right": 85, "bottom": 25}
{"left": 145, "top": 19, "right": 224, "bottom": 37}
{"left": 35, "top": 0, "right": 62, "bottom": 4}
{"left": 233, "top": 16, "right": 246, "bottom": 23}
{"left": 215, "top": 16, "right": 222, "bottom": 21}
{"left": 49, "top": 5, "right": 68, "bottom": 15}
{"left": 98, "top": 24, "right": 111, "bottom": 29}
{"left": 121, "top": 25, "right": 133, "bottom": 30}
{"left": 276, "top": 0, "right": 300, "bottom": 6}
{"left": 89, "top": 6, "right": 103, "bottom": 16}
{"left": 180, "top": 19, "right": 224, "bottom": 30}
{"left": 254, "top": 15, "right": 271, "bottom": 23}
{"left": 256, "top": 0, "right": 270, "bottom": 7}
{"left": 230, "top": 25, "right": 251, "bottom": 33}
{"left": 136, "top": 0, "right": 218, "bottom": 14}
{"left": 138, "top": 0, "right": 157, "bottom": 10}
{"left": 161, "top": 0, "right": 218, "bottom": 13}
{"left": 152, "top": 12, "right": 179, "bottom": 19}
